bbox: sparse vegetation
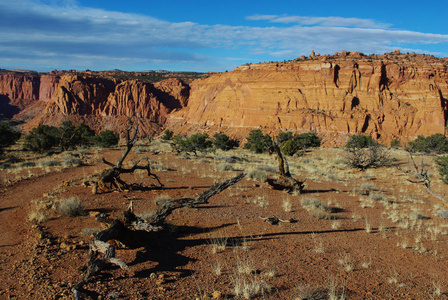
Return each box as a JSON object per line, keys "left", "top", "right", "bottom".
{"left": 173, "top": 133, "right": 213, "bottom": 155}
{"left": 212, "top": 133, "right": 239, "bottom": 151}
{"left": 407, "top": 134, "right": 448, "bottom": 154}
{"left": 344, "top": 135, "right": 389, "bottom": 169}
{"left": 23, "top": 121, "right": 118, "bottom": 152}
{"left": 91, "top": 129, "right": 119, "bottom": 148}
{"left": 277, "top": 131, "right": 321, "bottom": 156}
{"left": 161, "top": 129, "right": 174, "bottom": 141}
{"left": 244, "top": 129, "right": 272, "bottom": 153}
{"left": 0, "top": 121, "right": 21, "bottom": 154}
{"left": 58, "top": 197, "right": 86, "bottom": 217}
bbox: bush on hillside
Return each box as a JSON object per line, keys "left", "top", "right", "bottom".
{"left": 277, "top": 131, "right": 321, "bottom": 156}
{"left": 345, "top": 134, "right": 374, "bottom": 149}
{"left": 213, "top": 133, "right": 239, "bottom": 151}
{"left": 435, "top": 155, "right": 448, "bottom": 184}
{"left": 244, "top": 130, "right": 272, "bottom": 153}
{"left": 407, "top": 134, "right": 448, "bottom": 154}
{"left": 91, "top": 130, "right": 120, "bottom": 147}
{"left": 0, "top": 121, "right": 21, "bottom": 154}
{"left": 161, "top": 129, "right": 174, "bottom": 141}
{"left": 24, "top": 125, "right": 61, "bottom": 153}
{"left": 173, "top": 133, "right": 213, "bottom": 155}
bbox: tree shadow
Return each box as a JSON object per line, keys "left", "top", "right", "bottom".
{"left": 129, "top": 223, "right": 235, "bottom": 278}
{"left": 302, "top": 188, "right": 339, "bottom": 194}
{"left": 0, "top": 206, "right": 16, "bottom": 213}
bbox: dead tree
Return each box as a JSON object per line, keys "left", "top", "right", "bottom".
{"left": 267, "top": 142, "right": 305, "bottom": 193}
{"left": 89, "top": 118, "right": 163, "bottom": 193}
{"left": 407, "top": 153, "right": 447, "bottom": 202}
{"left": 73, "top": 172, "right": 245, "bottom": 299}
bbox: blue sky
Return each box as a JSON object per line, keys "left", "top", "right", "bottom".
{"left": 1, "top": 0, "right": 447, "bottom": 72}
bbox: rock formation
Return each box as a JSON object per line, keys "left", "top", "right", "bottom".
{"left": 0, "top": 71, "right": 190, "bottom": 137}
{"left": 168, "top": 52, "right": 448, "bottom": 145}
{"left": 1, "top": 52, "right": 447, "bottom": 145}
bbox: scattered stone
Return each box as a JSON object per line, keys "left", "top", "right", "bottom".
{"left": 212, "top": 290, "right": 222, "bottom": 299}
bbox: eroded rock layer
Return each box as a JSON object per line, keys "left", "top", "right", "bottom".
{"left": 169, "top": 54, "right": 448, "bottom": 145}
{"left": 0, "top": 70, "right": 190, "bottom": 136}
{"left": 1, "top": 52, "right": 447, "bottom": 145}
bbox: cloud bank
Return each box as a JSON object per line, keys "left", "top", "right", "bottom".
{"left": 0, "top": 0, "right": 447, "bottom": 71}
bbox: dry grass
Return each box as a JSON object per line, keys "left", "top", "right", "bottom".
{"left": 337, "top": 253, "right": 354, "bottom": 272}
{"left": 246, "top": 168, "right": 268, "bottom": 182}
{"left": 58, "top": 197, "right": 86, "bottom": 217}
{"left": 282, "top": 196, "right": 292, "bottom": 212}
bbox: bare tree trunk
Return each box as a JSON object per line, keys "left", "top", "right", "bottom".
{"left": 267, "top": 142, "right": 305, "bottom": 193}
{"left": 89, "top": 118, "right": 163, "bottom": 193}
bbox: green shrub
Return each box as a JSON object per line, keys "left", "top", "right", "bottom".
{"left": 277, "top": 131, "right": 321, "bottom": 156}
{"left": 174, "top": 133, "right": 213, "bottom": 155}
{"left": 59, "top": 121, "right": 95, "bottom": 150}
{"left": 24, "top": 125, "right": 61, "bottom": 153}
{"left": 435, "top": 155, "right": 448, "bottom": 184}
{"left": 280, "top": 139, "right": 301, "bottom": 156}
{"left": 390, "top": 139, "right": 401, "bottom": 148}
{"left": 244, "top": 130, "right": 272, "bottom": 153}
{"left": 213, "top": 133, "right": 239, "bottom": 151}
{"left": 72, "top": 122, "right": 95, "bottom": 146}
{"left": 407, "top": 134, "right": 448, "bottom": 154}
{"left": 161, "top": 129, "right": 174, "bottom": 141}
{"left": 346, "top": 134, "right": 374, "bottom": 149}
{"left": 277, "top": 131, "right": 293, "bottom": 144}
{"left": 0, "top": 121, "right": 21, "bottom": 154}
{"left": 24, "top": 121, "right": 96, "bottom": 152}
{"left": 92, "top": 130, "right": 120, "bottom": 147}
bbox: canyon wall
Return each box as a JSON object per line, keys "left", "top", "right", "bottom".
{"left": 0, "top": 71, "right": 189, "bottom": 136}
{"left": 169, "top": 54, "right": 448, "bottom": 145}
{"left": 1, "top": 52, "right": 447, "bottom": 145}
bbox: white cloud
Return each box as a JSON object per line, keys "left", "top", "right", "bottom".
{"left": 0, "top": 0, "right": 447, "bottom": 71}
{"left": 246, "top": 14, "right": 391, "bottom": 28}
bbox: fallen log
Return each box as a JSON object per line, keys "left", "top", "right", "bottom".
{"left": 73, "top": 172, "right": 245, "bottom": 299}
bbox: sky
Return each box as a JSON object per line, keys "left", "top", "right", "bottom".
{"left": 1, "top": 0, "right": 447, "bottom": 72}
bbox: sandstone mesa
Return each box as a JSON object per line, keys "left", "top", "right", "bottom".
{"left": 1, "top": 51, "right": 447, "bottom": 146}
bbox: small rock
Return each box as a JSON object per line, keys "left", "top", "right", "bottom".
{"left": 212, "top": 290, "right": 222, "bottom": 299}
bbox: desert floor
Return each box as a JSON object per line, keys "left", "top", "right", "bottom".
{"left": 1, "top": 141, "right": 448, "bottom": 299}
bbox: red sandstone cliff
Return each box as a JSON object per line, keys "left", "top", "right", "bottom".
{"left": 1, "top": 52, "right": 447, "bottom": 145}
{"left": 17, "top": 73, "right": 189, "bottom": 137}
{"left": 168, "top": 52, "right": 448, "bottom": 145}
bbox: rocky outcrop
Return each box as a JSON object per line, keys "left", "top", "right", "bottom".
{"left": 0, "top": 72, "right": 41, "bottom": 118}
{"left": 20, "top": 73, "right": 189, "bottom": 136}
{"left": 2, "top": 52, "right": 448, "bottom": 145}
{"left": 169, "top": 53, "right": 448, "bottom": 145}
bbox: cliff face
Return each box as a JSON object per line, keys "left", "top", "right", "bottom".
{"left": 15, "top": 73, "right": 190, "bottom": 136}
{"left": 0, "top": 73, "right": 41, "bottom": 118}
{"left": 169, "top": 56, "right": 448, "bottom": 144}
{"left": 2, "top": 52, "right": 447, "bottom": 145}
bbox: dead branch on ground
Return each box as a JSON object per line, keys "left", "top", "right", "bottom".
{"left": 73, "top": 172, "right": 245, "bottom": 299}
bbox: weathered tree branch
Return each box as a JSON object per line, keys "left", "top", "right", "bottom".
{"left": 89, "top": 117, "right": 162, "bottom": 193}
{"left": 267, "top": 142, "right": 305, "bottom": 193}
{"left": 407, "top": 153, "right": 447, "bottom": 202}
{"left": 149, "top": 172, "right": 246, "bottom": 226}
{"left": 73, "top": 172, "right": 245, "bottom": 299}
